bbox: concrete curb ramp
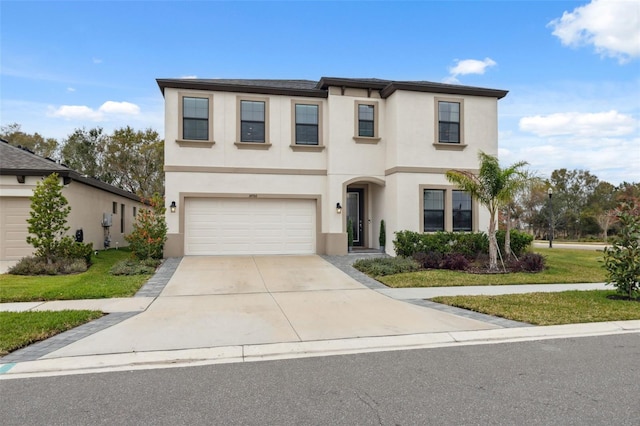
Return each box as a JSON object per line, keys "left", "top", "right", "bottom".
{"left": 2, "top": 320, "right": 639, "bottom": 380}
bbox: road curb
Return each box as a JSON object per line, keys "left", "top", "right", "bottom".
{"left": 2, "top": 320, "right": 639, "bottom": 380}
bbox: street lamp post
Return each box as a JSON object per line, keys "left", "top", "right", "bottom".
{"left": 548, "top": 188, "right": 553, "bottom": 249}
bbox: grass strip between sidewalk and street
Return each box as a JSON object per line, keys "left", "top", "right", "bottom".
{"left": 0, "top": 249, "right": 152, "bottom": 302}
{"left": 432, "top": 290, "right": 640, "bottom": 326}
{"left": 0, "top": 310, "right": 103, "bottom": 356}
{"left": 379, "top": 248, "right": 606, "bottom": 288}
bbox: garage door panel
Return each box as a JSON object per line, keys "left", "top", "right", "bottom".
{"left": 185, "top": 198, "right": 316, "bottom": 255}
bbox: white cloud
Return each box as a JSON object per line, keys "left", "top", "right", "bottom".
{"left": 67, "top": 87, "right": 75, "bottom": 92}
{"left": 48, "top": 101, "right": 141, "bottom": 121}
{"left": 98, "top": 101, "right": 140, "bottom": 115}
{"left": 180, "top": 75, "right": 198, "bottom": 79}
{"left": 92, "top": 57, "right": 103, "bottom": 64}
{"left": 548, "top": 0, "right": 640, "bottom": 63}
{"left": 444, "top": 58, "right": 497, "bottom": 83}
{"left": 519, "top": 110, "right": 637, "bottom": 137}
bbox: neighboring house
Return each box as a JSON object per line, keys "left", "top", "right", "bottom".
{"left": 0, "top": 139, "right": 144, "bottom": 267}
{"left": 157, "top": 77, "right": 508, "bottom": 256}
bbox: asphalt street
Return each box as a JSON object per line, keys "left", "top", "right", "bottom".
{"left": 2, "top": 333, "right": 639, "bottom": 425}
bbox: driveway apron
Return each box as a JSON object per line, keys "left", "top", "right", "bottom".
{"left": 41, "top": 256, "right": 499, "bottom": 359}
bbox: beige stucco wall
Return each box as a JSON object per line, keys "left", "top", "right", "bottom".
{"left": 163, "top": 84, "right": 501, "bottom": 256}
{"left": 0, "top": 175, "right": 144, "bottom": 261}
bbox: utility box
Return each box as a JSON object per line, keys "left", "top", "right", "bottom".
{"left": 102, "top": 213, "right": 112, "bottom": 227}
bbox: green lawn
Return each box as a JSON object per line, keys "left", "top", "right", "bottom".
{"left": 379, "top": 248, "right": 607, "bottom": 288}
{"left": 432, "top": 290, "right": 640, "bottom": 326}
{"left": 0, "top": 249, "right": 152, "bottom": 302}
{"left": 0, "top": 310, "right": 103, "bottom": 356}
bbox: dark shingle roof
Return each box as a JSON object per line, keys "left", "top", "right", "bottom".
{"left": 157, "top": 76, "right": 508, "bottom": 99}
{"left": 0, "top": 140, "right": 69, "bottom": 172}
{"left": 0, "top": 139, "right": 140, "bottom": 202}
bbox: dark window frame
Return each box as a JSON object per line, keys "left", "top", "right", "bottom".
{"left": 452, "top": 190, "right": 473, "bottom": 231}
{"left": 358, "top": 104, "right": 375, "bottom": 138}
{"left": 182, "top": 96, "right": 210, "bottom": 141}
{"left": 240, "top": 100, "right": 266, "bottom": 143}
{"left": 423, "top": 189, "right": 445, "bottom": 232}
{"left": 294, "top": 103, "right": 319, "bottom": 145}
{"left": 438, "top": 101, "right": 461, "bottom": 144}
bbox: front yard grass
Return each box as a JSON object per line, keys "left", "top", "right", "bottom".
{"left": 0, "top": 249, "right": 152, "bottom": 302}
{"left": 432, "top": 290, "right": 640, "bottom": 325}
{"left": 378, "top": 248, "right": 606, "bottom": 288}
{"left": 0, "top": 310, "right": 103, "bottom": 356}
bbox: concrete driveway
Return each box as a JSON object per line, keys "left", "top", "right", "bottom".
{"left": 41, "top": 255, "right": 499, "bottom": 359}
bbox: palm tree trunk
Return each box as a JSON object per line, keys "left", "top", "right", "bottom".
{"left": 488, "top": 216, "right": 498, "bottom": 271}
{"left": 505, "top": 208, "right": 512, "bottom": 259}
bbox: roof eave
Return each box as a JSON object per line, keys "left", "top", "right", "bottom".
{"left": 381, "top": 82, "right": 508, "bottom": 99}
{"left": 0, "top": 168, "right": 140, "bottom": 202}
{"left": 156, "top": 79, "right": 327, "bottom": 98}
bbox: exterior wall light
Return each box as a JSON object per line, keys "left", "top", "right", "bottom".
{"left": 170, "top": 201, "right": 177, "bottom": 213}
{"left": 336, "top": 203, "right": 342, "bottom": 214}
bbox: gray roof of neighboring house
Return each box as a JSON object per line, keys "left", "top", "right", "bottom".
{"left": 0, "top": 139, "right": 140, "bottom": 202}
{"left": 156, "top": 76, "right": 508, "bottom": 99}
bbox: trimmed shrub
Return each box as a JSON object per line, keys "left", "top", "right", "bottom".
{"left": 110, "top": 258, "right": 161, "bottom": 276}
{"left": 413, "top": 251, "right": 443, "bottom": 269}
{"left": 496, "top": 230, "right": 534, "bottom": 258}
{"left": 352, "top": 257, "right": 420, "bottom": 277}
{"left": 393, "top": 230, "right": 488, "bottom": 258}
{"left": 9, "top": 256, "right": 88, "bottom": 275}
{"left": 441, "top": 253, "right": 470, "bottom": 271}
{"left": 57, "top": 239, "right": 93, "bottom": 265}
{"left": 394, "top": 230, "right": 532, "bottom": 259}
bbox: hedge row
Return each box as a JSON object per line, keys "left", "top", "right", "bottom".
{"left": 393, "top": 230, "right": 533, "bottom": 258}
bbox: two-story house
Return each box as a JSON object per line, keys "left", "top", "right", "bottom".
{"left": 157, "top": 77, "right": 508, "bottom": 257}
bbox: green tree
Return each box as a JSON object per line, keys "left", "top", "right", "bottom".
{"left": 125, "top": 194, "right": 168, "bottom": 260}
{"left": 26, "top": 173, "right": 72, "bottom": 263}
{"left": 61, "top": 127, "right": 108, "bottom": 180}
{"left": 549, "top": 169, "right": 599, "bottom": 238}
{"left": 446, "top": 152, "right": 528, "bottom": 271}
{"left": 105, "top": 126, "right": 164, "bottom": 197}
{"left": 603, "top": 202, "right": 640, "bottom": 300}
{"left": 0, "top": 123, "right": 58, "bottom": 158}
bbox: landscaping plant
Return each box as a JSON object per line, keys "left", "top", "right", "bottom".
{"left": 379, "top": 219, "right": 386, "bottom": 249}
{"left": 26, "top": 173, "right": 73, "bottom": 264}
{"left": 603, "top": 201, "right": 640, "bottom": 300}
{"left": 446, "top": 152, "right": 529, "bottom": 271}
{"left": 125, "top": 193, "right": 168, "bottom": 260}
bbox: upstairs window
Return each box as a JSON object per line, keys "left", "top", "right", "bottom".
{"left": 295, "top": 104, "right": 319, "bottom": 145}
{"left": 358, "top": 104, "right": 375, "bottom": 137}
{"left": 452, "top": 190, "right": 472, "bottom": 231}
{"left": 423, "top": 189, "right": 445, "bottom": 232}
{"left": 240, "top": 100, "right": 266, "bottom": 142}
{"left": 438, "top": 101, "right": 461, "bottom": 143}
{"left": 183, "top": 97, "right": 209, "bottom": 140}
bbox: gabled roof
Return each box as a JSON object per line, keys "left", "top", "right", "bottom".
{"left": 0, "top": 139, "right": 140, "bottom": 202}
{"left": 157, "top": 76, "right": 508, "bottom": 99}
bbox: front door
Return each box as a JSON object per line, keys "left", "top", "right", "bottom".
{"left": 347, "top": 188, "right": 365, "bottom": 247}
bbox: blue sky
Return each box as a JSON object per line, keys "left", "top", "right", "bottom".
{"left": 1, "top": 0, "right": 638, "bottom": 185}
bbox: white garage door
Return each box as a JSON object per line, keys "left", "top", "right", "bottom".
{"left": 185, "top": 198, "right": 316, "bottom": 255}
{"left": 0, "top": 197, "right": 32, "bottom": 260}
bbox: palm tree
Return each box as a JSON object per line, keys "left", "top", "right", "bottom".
{"left": 446, "top": 151, "right": 528, "bottom": 271}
